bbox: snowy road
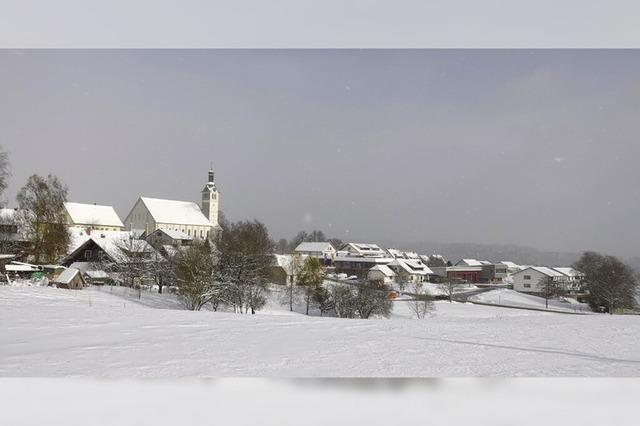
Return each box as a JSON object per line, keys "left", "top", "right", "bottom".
{"left": 1, "top": 286, "right": 639, "bottom": 377}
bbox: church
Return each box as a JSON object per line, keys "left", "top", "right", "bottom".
{"left": 123, "top": 169, "right": 220, "bottom": 239}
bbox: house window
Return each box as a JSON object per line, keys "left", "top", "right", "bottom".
{"left": 524, "top": 275, "right": 531, "bottom": 280}
{"left": 188, "top": 230, "right": 191, "bottom": 236}
{"left": 523, "top": 283, "right": 531, "bottom": 288}
{"left": 84, "top": 250, "right": 93, "bottom": 259}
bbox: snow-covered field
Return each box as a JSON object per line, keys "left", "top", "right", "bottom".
{"left": 468, "top": 288, "right": 592, "bottom": 313}
{"left": 1, "top": 286, "right": 639, "bottom": 377}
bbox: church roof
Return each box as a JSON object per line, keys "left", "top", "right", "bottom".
{"left": 64, "top": 202, "right": 124, "bottom": 228}
{"left": 139, "top": 197, "right": 212, "bottom": 227}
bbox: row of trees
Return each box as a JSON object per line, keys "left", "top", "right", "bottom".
{"left": 172, "top": 218, "right": 274, "bottom": 313}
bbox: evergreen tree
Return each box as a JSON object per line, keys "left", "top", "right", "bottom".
{"left": 296, "top": 256, "right": 324, "bottom": 315}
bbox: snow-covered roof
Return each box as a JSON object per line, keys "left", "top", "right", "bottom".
{"left": 386, "top": 248, "right": 404, "bottom": 258}
{"left": 553, "top": 267, "right": 584, "bottom": 277}
{"left": 516, "top": 266, "right": 566, "bottom": 278}
{"left": 369, "top": 264, "right": 396, "bottom": 277}
{"left": 85, "top": 270, "right": 109, "bottom": 279}
{"left": 341, "top": 243, "right": 385, "bottom": 257}
{"left": 66, "top": 230, "right": 157, "bottom": 263}
{"left": 500, "top": 261, "right": 521, "bottom": 269}
{"left": 334, "top": 256, "right": 394, "bottom": 264}
{"left": 64, "top": 202, "right": 124, "bottom": 228}
{"left": 139, "top": 197, "right": 212, "bottom": 227}
{"left": 457, "top": 259, "right": 484, "bottom": 267}
{"left": 150, "top": 228, "right": 193, "bottom": 241}
{"left": 55, "top": 267, "right": 82, "bottom": 284}
{"left": 294, "top": 242, "right": 335, "bottom": 253}
{"left": 388, "top": 258, "right": 433, "bottom": 275}
{"left": 5, "top": 264, "right": 40, "bottom": 272}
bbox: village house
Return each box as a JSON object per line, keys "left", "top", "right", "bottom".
{"left": 294, "top": 242, "right": 336, "bottom": 265}
{"left": 63, "top": 202, "right": 124, "bottom": 232}
{"left": 511, "top": 266, "right": 568, "bottom": 293}
{"left": 367, "top": 264, "right": 396, "bottom": 284}
{"left": 124, "top": 169, "right": 219, "bottom": 238}
{"left": 333, "top": 256, "right": 394, "bottom": 278}
{"left": 62, "top": 231, "right": 159, "bottom": 286}
{"left": 339, "top": 243, "right": 386, "bottom": 258}
{"left": 387, "top": 258, "right": 433, "bottom": 283}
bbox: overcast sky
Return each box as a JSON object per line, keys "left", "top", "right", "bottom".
{"left": 1, "top": 50, "right": 639, "bottom": 256}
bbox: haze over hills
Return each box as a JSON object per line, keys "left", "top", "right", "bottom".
{"left": 374, "top": 239, "right": 583, "bottom": 267}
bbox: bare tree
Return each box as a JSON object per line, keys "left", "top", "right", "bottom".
{"left": 285, "top": 253, "right": 303, "bottom": 312}
{"left": 407, "top": 282, "right": 434, "bottom": 319}
{"left": 216, "top": 219, "right": 274, "bottom": 314}
{"left": 16, "top": 174, "right": 69, "bottom": 264}
{"left": 0, "top": 146, "right": 9, "bottom": 207}
{"left": 100, "top": 235, "right": 156, "bottom": 298}
{"left": 394, "top": 268, "right": 410, "bottom": 292}
{"left": 441, "top": 275, "right": 462, "bottom": 303}
{"left": 174, "top": 239, "right": 222, "bottom": 311}
{"left": 538, "top": 275, "right": 563, "bottom": 309}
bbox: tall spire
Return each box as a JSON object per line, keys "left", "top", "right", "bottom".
{"left": 208, "top": 166, "right": 215, "bottom": 184}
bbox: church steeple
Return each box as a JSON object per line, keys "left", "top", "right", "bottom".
{"left": 201, "top": 167, "right": 219, "bottom": 228}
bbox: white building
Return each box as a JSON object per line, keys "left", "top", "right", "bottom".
{"left": 63, "top": 202, "right": 124, "bottom": 232}
{"left": 512, "top": 266, "right": 567, "bottom": 293}
{"left": 367, "top": 264, "right": 396, "bottom": 284}
{"left": 124, "top": 169, "right": 219, "bottom": 239}
{"left": 294, "top": 242, "right": 336, "bottom": 262}
{"left": 387, "top": 258, "right": 433, "bottom": 283}
{"left": 552, "top": 267, "right": 585, "bottom": 291}
{"left": 340, "top": 243, "right": 386, "bottom": 258}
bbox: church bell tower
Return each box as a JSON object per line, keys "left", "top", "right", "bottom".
{"left": 201, "top": 167, "right": 219, "bottom": 228}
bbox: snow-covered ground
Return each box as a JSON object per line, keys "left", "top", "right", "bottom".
{"left": 1, "top": 286, "right": 639, "bottom": 377}
{"left": 468, "top": 288, "right": 592, "bottom": 313}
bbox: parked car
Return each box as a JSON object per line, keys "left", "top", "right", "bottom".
{"left": 347, "top": 275, "right": 358, "bottom": 280}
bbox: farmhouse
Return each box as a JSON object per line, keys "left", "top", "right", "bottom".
{"left": 62, "top": 231, "right": 157, "bottom": 266}
{"left": 63, "top": 202, "right": 124, "bottom": 232}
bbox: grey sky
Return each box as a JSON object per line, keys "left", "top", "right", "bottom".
{"left": 1, "top": 50, "right": 639, "bottom": 256}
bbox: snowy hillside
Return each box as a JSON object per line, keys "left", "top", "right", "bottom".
{"left": 468, "top": 288, "right": 592, "bottom": 313}
{"left": 1, "top": 286, "right": 639, "bottom": 377}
